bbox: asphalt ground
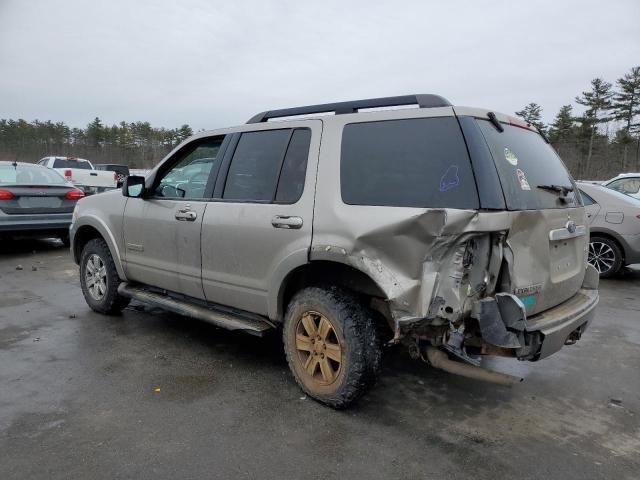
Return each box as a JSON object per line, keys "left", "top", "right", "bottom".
{"left": 1, "top": 238, "right": 639, "bottom": 480}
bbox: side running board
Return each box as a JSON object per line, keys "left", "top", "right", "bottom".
{"left": 117, "top": 283, "right": 275, "bottom": 337}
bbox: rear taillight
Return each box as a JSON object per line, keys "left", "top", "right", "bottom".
{"left": 0, "top": 189, "right": 14, "bottom": 200}
{"left": 113, "top": 171, "right": 118, "bottom": 182}
{"left": 65, "top": 189, "right": 85, "bottom": 200}
{"left": 64, "top": 169, "right": 72, "bottom": 179}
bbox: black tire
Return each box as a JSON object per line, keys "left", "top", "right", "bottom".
{"left": 79, "top": 238, "right": 130, "bottom": 314}
{"left": 283, "top": 286, "right": 381, "bottom": 408}
{"left": 588, "top": 236, "right": 623, "bottom": 278}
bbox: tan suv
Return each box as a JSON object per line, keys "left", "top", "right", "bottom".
{"left": 70, "top": 94, "right": 599, "bottom": 408}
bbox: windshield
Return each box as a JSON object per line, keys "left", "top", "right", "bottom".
{"left": 52, "top": 158, "right": 92, "bottom": 169}
{"left": 477, "top": 119, "right": 579, "bottom": 210}
{"left": 0, "top": 163, "right": 67, "bottom": 185}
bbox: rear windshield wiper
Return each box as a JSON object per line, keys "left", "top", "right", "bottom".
{"left": 536, "top": 184, "right": 573, "bottom": 195}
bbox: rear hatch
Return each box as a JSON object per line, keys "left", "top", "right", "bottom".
{"left": 473, "top": 115, "right": 587, "bottom": 316}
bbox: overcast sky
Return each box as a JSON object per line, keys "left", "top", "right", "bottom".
{"left": 1, "top": 0, "right": 639, "bottom": 131}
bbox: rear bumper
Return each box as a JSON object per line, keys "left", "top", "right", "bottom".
{"left": 525, "top": 287, "right": 598, "bottom": 360}
{"left": 0, "top": 214, "right": 72, "bottom": 233}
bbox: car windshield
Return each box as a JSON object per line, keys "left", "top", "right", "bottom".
{"left": 52, "top": 158, "right": 92, "bottom": 169}
{"left": 0, "top": 163, "right": 67, "bottom": 185}
{"left": 477, "top": 119, "right": 580, "bottom": 210}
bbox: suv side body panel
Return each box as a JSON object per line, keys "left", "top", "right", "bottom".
{"left": 200, "top": 120, "right": 322, "bottom": 317}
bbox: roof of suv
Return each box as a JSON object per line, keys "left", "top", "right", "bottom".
{"left": 244, "top": 94, "right": 540, "bottom": 136}
{"left": 247, "top": 94, "right": 453, "bottom": 123}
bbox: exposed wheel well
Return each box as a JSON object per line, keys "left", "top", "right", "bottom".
{"left": 73, "top": 226, "right": 103, "bottom": 264}
{"left": 590, "top": 232, "right": 626, "bottom": 264}
{"left": 279, "top": 261, "right": 394, "bottom": 336}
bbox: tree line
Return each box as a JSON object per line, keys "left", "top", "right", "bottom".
{"left": 1, "top": 65, "right": 639, "bottom": 177}
{"left": 515, "top": 65, "right": 640, "bottom": 179}
{"left": 0, "top": 118, "right": 193, "bottom": 168}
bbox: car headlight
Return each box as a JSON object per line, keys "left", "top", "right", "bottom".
{"left": 71, "top": 205, "right": 79, "bottom": 224}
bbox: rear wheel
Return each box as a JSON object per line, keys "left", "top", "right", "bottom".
{"left": 588, "top": 236, "right": 623, "bottom": 278}
{"left": 80, "top": 238, "right": 130, "bottom": 314}
{"left": 283, "top": 286, "right": 380, "bottom": 408}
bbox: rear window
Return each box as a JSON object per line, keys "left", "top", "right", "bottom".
{"left": 52, "top": 158, "right": 92, "bottom": 169}
{"left": 476, "top": 120, "right": 579, "bottom": 210}
{"left": 0, "top": 164, "right": 67, "bottom": 185}
{"left": 340, "top": 117, "right": 479, "bottom": 208}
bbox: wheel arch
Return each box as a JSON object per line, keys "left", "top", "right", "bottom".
{"left": 274, "top": 260, "right": 393, "bottom": 333}
{"left": 589, "top": 229, "right": 627, "bottom": 264}
{"left": 72, "top": 219, "right": 127, "bottom": 280}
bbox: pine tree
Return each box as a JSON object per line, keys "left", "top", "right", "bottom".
{"left": 86, "top": 117, "right": 105, "bottom": 147}
{"left": 611, "top": 67, "right": 640, "bottom": 170}
{"left": 575, "top": 78, "right": 613, "bottom": 177}
{"left": 611, "top": 66, "right": 640, "bottom": 132}
{"left": 515, "top": 103, "right": 546, "bottom": 132}
{"left": 177, "top": 124, "right": 193, "bottom": 143}
{"left": 548, "top": 105, "right": 575, "bottom": 143}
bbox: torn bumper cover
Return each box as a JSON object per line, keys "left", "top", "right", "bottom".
{"left": 473, "top": 286, "right": 598, "bottom": 361}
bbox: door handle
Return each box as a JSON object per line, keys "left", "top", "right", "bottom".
{"left": 271, "top": 215, "right": 303, "bottom": 229}
{"left": 175, "top": 209, "right": 198, "bottom": 221}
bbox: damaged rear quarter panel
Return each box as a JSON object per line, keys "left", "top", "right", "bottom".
{"left": 311, "top": 109, "right": 516, "bottom": 338}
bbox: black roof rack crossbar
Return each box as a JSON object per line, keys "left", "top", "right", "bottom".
{"left": 246, "top": 94, "right": 452, "bottom": 123}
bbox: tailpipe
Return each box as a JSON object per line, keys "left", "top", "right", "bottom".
{"left": 424, "top": 346, "right": 524, "bottom": 386}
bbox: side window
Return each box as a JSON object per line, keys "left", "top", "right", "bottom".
{"left": 275, "top": 129, "right": 311, "bottom": 203}
{"left": 341, "top": 117, "right": 479, "bottom": 208}
{"left": 223, "top": 129, "right": 291, "bottom": 201}
{"left": 607, "top": 178, "right": 640, "bottom": 194}
{"left": 621, "top": 179, "right": 640, "bottom": 194}
{"left": 607, "top": 179, "right": 622, "bottom": 193}
{"left": 579, "top": 190, "right": 596, "bottom": 205}
{"left": 153, "top": 136, "right": 224, "bottom": 199}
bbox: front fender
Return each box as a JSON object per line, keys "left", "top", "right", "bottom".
{"left": 71, "top": 214, "right": 127, "bottom": 281}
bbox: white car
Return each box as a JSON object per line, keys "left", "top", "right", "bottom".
{"left": 38, "top": 156, "right": 118, "bottom": 195}
{"left": 603, "top": 173, "right": 640, "bottom": 200}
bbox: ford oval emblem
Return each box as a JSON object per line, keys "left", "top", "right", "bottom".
{"left": 566, "top": 220, "right": 576, "bottom": 234}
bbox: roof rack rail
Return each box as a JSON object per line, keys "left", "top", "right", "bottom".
{"left": 246, "top": 94, "right": 452, "bottom": 124}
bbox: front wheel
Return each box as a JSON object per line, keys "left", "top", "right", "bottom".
{"left": 283, "top": 286, "right": 381, "bottom": 409}
{"left": 588, "top": 236, "right": 623, "bottom": 278}
{"left": 79, "top": 238, "right": 130, "bottom": 314}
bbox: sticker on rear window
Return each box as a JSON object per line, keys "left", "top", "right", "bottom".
{"left": 516, "top": 168, "right": 531, "bottom": 190}
{"left": 439, "top": 165, "right": 460, "bottom": 192}
{"left": 504, "top": 147, "right": 518, "bottom": 166}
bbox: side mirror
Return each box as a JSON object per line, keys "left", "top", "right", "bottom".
{"left": 122, "top": 175, "right": 146, "bottom": 198}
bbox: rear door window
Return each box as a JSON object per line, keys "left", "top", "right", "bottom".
{"left": 476, "top": 119, "right": 579, "bottom": 210}
{"left": 275, "top": 129, "right": 311, "bottom": 204}
{"left": 340, "top": 117, "right": 479, "bottom": 208}
{"left": 223, "top": 129, "right": 291, "bottom": 202}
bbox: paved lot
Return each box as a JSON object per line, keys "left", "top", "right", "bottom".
{"left": 1, "top": 239, "right": 639, "bottom": 480}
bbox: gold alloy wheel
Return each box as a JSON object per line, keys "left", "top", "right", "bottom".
{"left": 295, "top": 311, "right": 343, "bottom": 386}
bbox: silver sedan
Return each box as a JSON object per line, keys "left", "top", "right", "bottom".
{"left": 578, "top": 182, "right": 640, "bottom": 277}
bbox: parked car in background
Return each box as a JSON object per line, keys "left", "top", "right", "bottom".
{"left": 95, "top": 163, "right": 130, "bottom": 187}
{"left": 0, "top": 161, "right": 84, "bottom": 246}
{"left": 38, "top": 156, "right": 117, "bottom": 194}
{"left": 70, "top": 94, "right": 599, "bottom": 408}
{"left": 578, "top": 181, "right": 640, "bottom": 277}
{"left": 603, "top": 173, "right": 640, "bottom": 200}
